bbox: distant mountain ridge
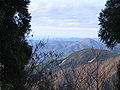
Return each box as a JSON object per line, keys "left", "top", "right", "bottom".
{"left": 30, "top": 38, "right": 120, "bottom": 57}
{"left": 41, "top": 38, "right": 106, "bottom": 56}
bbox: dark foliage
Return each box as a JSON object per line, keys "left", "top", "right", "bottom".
{"left": 0, "top": 0, "right": 32, "bottom": 90}
{"left": 98, "top": 0, "right": 120, "bottom": 48}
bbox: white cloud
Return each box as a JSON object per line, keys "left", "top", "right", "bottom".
{"left": 59, "top": 4, "right": 68, "bottom": 9}
{"left": 31, "top": 26, "right": 98, "bottom": 38}
{"left": 40, "top": 16, "right": 50, "bottom": 19}
{"left": 29, "top": 2, "right": 54, "bottom": 13}
{"left": 29, "top": 0, "right": 106, "bottom": 38}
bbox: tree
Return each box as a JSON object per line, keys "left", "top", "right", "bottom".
{"left": 0, "top": 0, "right": 32, "bottom": 90}
{"left": 98, "top": 0, "right": 120, "bottom": 48}
{"left": 98, "top": 0, "right": 120, "bottom": 89}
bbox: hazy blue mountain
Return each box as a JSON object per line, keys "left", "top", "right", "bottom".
{"left": 47, "top": 37, "right": 83, "bottom": 42}
{"left": 42, "top": 38, "right": 106, "bottom": 56}
{"left": 30, "top": 38, "right": 120, "bottom": 58}
{"left": 110, "top": 44, "right": 120, "bottom": 53}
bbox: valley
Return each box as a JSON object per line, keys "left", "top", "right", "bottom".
{"left": 30, "top": 38, "right": 120, "bottom": 90}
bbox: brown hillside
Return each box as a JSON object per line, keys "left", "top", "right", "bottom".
{"left": 54, "top": 56, "right": 120, "bottom": 90}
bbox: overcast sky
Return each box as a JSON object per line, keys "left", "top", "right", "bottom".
{"left": 29, "top": 0, "right": 106, "bottom": 39}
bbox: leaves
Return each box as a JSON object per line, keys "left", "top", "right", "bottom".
{"left": 98, "top": 0, "right": 120, "bottom": 48}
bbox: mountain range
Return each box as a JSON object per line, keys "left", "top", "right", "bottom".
{"left": 32, "top": 38, "right": 119, "bottom": 57}
{"left": 39, "top": 38, "right": 106, "bottom": 56}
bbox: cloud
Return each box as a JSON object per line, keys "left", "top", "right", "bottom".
{"left": 29, "top": 2, "right": 54, "bottom": 13}
{"left": 29, "top": 0, "right": 106, "bottom": 38}
{"left": 31, "top": 26, "right": 98, "bottom": 38}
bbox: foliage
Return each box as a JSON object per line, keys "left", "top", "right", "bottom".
{"left": 98, "top": 0, "right": 120, "bottom": 48}
{"left": 0, "top": 0, "right": 32, "bottom": 90}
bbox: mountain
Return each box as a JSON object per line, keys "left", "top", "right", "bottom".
{"left": 69, "top": 38, "right": 104, "bottom": 49}
{"left": 55, "top": 55, "right": 120, "bottom": 90}
{"left": 59, "top": 48, "right": 120, "bottom": 69}
{"left": 30, "top": 38, "right": 120, "bottom": 58}
{"left": 47, "top": 37, "right": 83, "bottom": 42}
{"left": 44, "top": 48, "right": 120, "bottom": 73}
{"left": 33, "top": 45, "right": 120, "bottom": 89}
{"left": 53, "top": 48, "right": 120, "bottom": 90}
{"left": 110, "top": 44, "right": 120, "bottom": 53}
{"left": 41, "top": 38, "right": 106, "bottom": 57}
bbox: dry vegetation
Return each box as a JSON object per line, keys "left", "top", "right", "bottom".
{"left": 54, "top": 56, "right": 120, "bottom": 90}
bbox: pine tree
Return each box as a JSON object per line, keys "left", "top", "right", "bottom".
{"left": 98, "top": 0, "right": 120, "bottom": 48}
{"left": 0, "top": 0, "right": 32, "bottom": 90}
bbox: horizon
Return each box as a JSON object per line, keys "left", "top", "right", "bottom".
{"left": 29, "top": 0, "right": 106, "bottom": 39}
{"left": 30, "top": 37, "right": 100, "bottom": 41}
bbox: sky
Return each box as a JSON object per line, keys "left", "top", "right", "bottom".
{"left": 29, "top": 0, "right": 107, "bottom": 39}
